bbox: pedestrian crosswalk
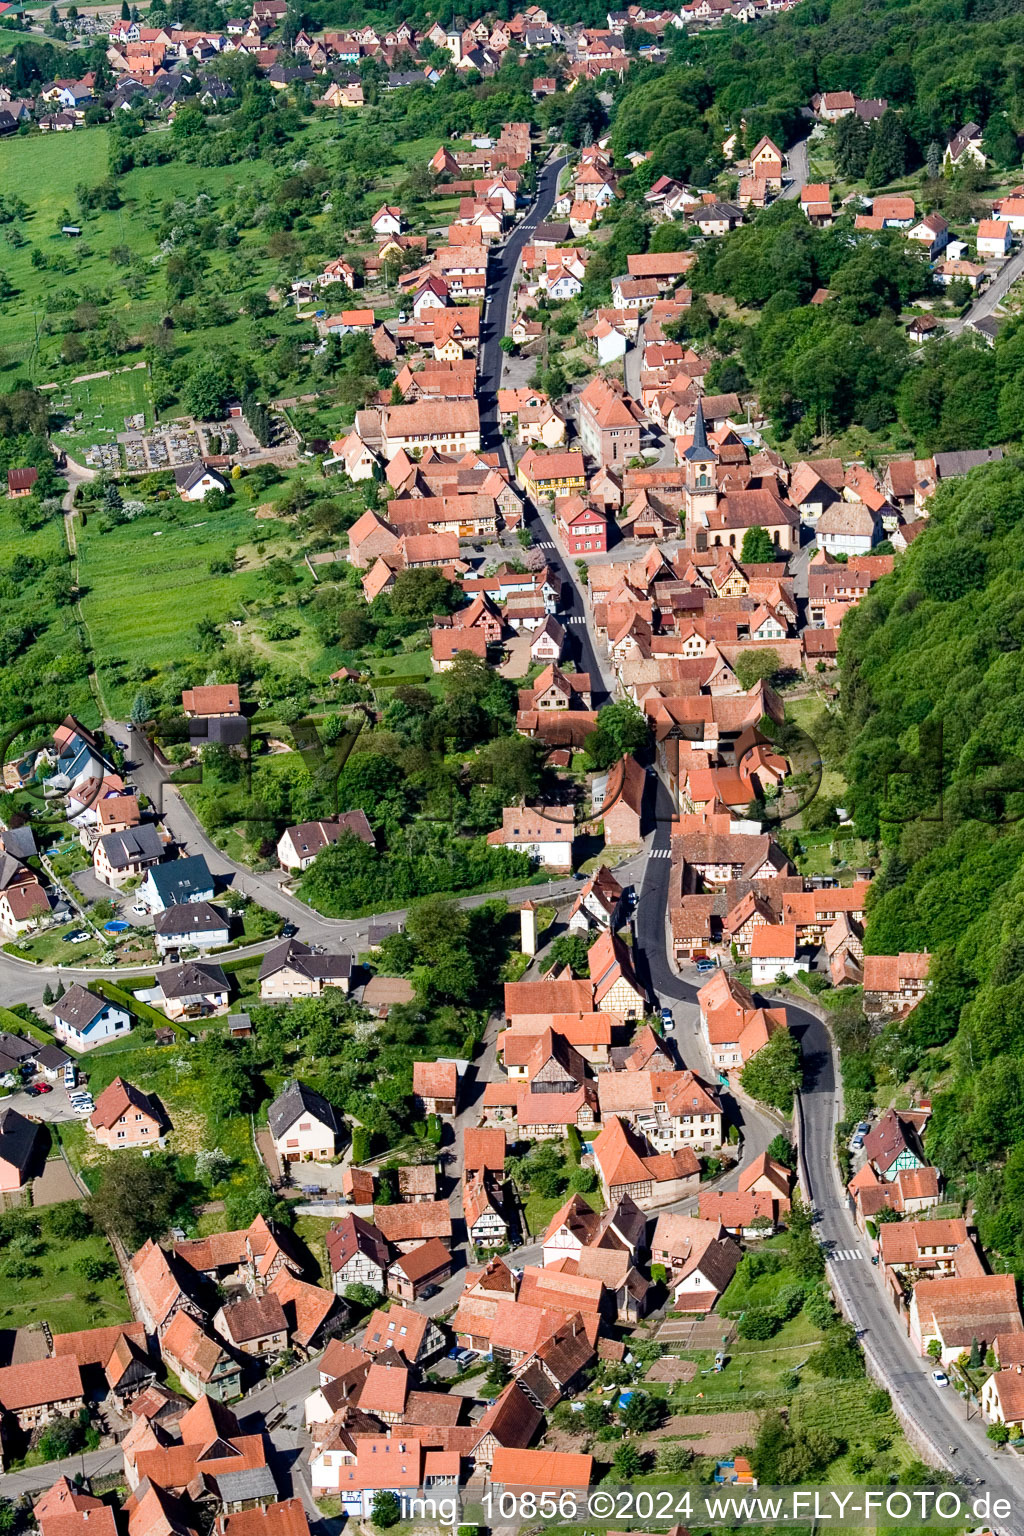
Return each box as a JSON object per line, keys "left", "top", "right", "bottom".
{"left": 535, "top": 540, "right": 555, "bottom": 549}
{"left": 831, "top": 1248, "right": 863, "bottom": 1262}
{"left": 565, "top": 615, "right": 587, "bottom": 625}
{"left": 649, "top": 847, "right": 672, "bottom": 859}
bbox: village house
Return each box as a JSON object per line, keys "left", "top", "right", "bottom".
{"left": 362, "top": 1305, "right": 445, "bottom": 1365}
{"left": 154, "top": 901, "right": 231, "bottom": 955}
{"left": 650, "top": 1212, "right": 741, "bottom": 1311}
{"left": 592, "top": 1114, "right": 700, "bottom": 1209}
{"left": 412, "top": 1059, "right": 458, "bottom": 1116}
{"left": 862, "top": 952, "right": 930, "bottom": 1017}
{"left": 0, "top": 1107, "right": 46, "bottom": 1192}
{"left": 910, "top": 1274, "right": 1022, "bottom": 1363}
{"left": 598, "top": 1069, "right": 723, "bottom": 1152}
{"left": 0, "top": 1358, "right": 84, "bottom": 1434}
{"left": 862, "top": 1107, "right": 930, "bottom": 1182}
{"left": 213, "top": 1294, "right": 289, "bottom": 1360}
{"left": 141, "top": 854, "right": 215, "bottom": 913}
{"left": 89, "top": 1077, "right": 167, "bottom": 1150}
{"left": 577, "top": 376, "right": 644, "bottom": 468}
{"left": 175, "top": 463, "right": 231, "bottom": 502}
{"left": 276, "top": 813, "right": 375, "bottom": 871}
{"left": 326, "top": 1214, "right": 391, "bottom": 1295}
{"left": 268, "top": 1080, "right": 342, "bottom": 1165}
{"left": 750, "top": 923, "right": 801, "bottom": 984}
{"left": 487, "top": 805, "right": 575, "bottom": 869}
{"left": 160, "top": 1310, "right": 241, "bottom": 1401}
{"left": 52, "top": 984, "right": 132, "bottom": 1051}
{"left": 149, "top": 960, "right": 229, "bottom": 1022}
{"left": 93, "top": 824, "right": 164, "bottom": 888}
{"left": 556, "top": 497, "right": 609, "bottom": 556}
{"left": 386, "top": 1239, "right": 453, "bottom": 1300}
{"left": 517, "top": 449, "right": 587, "bottom": 501}
{"left": 259, "top": 938, "right": 352, "bottom": 999}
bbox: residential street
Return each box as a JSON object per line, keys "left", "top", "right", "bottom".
{"left": 949, "top": 242, "right": 1024, "bottom": 335}
{"left": 798, "top": 1016, "right": 1024, "bottom": 1526}
{"left": 2, "top": 146, "right": 1020, "bottom": 1524}
{"left": 779, "top": 134, "right": 810, "bottom": 201}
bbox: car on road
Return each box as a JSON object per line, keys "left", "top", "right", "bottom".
{"left": 931, "top": 1370, "right": 949, "bottom": 1387}
{"left": 281, "top": 923, "right": 298, "bottom": 938}
{"left": 660, "top": 1007, "right": 675, "bottom": 1031}
{"left": 125, "top": 722, "right": 134, "bottom": 732}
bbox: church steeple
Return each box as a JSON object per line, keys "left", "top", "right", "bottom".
{"left": 683, "top": 395, "right": 718, "bottom": 548}
{"left": 684, "top": 396, "right": 710, "bottom": 461}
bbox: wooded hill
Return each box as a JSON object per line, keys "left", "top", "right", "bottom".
{"left": 838, "top": 457, "right": 1024, "bottom": 1265}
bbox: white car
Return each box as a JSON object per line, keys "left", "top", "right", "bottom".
{"left": 931, "top": 1370, "right": 949, "bottom": 1387}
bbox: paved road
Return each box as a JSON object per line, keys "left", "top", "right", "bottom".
{"left": 949, "top": 243, "right": 1024, "bottom": 336}
{"left": 476, "top": 152, "right": 612, "bottom": 704}
{"left": 779, "top": 135, "right": 810, "bottom": 201}
{"left": 797, "top": 1010, "right": 1024, "bottom": 1526}
{"left": 478, "top": 154, "right": 567, "bottom": 449}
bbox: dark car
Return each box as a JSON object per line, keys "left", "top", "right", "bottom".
{"left": 281, "top": 923, "right": 298, "bottom": 938}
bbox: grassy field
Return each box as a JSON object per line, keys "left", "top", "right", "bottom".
{"left": 5, "top": 921, "right": 105, "bottom": 966}
{"left": 75, "top": 495, "right": 308, "bottom": 714}
{"left": 52, "top": 368, "right": 156, "bottom": 450}
{"left": 0, "top": 117, "right": 459, "bottom": 392}
{"left": 0, "top": 126, "right": 327, "bottom": 384}
{"left": 0, "top": 1223, "right": 130, "bottom": 1335}
{"left": 784, "top": 694, "right": 848, "bottom": 808}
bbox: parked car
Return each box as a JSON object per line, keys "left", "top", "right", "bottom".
{"left": 931, "top": 1370, "right": 949, "bottom": 1388}
{"left": 695, "top": 959, "right": 717, "bottom": 974}
{"left": 660, "top": 1007, "right": 674, "bottom": 1031}
{"left": 61, "top": 930, "right": 90, "bottom": 944}
{"left": 281, "top": 923, "right": 298, "bottom": 938}
{"left": 850, "top": 1134, "right": 864, "bottom": 1151}
{"left": 64, "top": 1064, "right": 76, "bottom": 1090}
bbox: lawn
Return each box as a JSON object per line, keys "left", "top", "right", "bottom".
{"left": 0, "top": 1223, "right": 130, "bottom": 1335}
{"left": 524, "top": 1187, "right": 597, "bottom": 1238}
{"left": 72, "top": 1033, "right": 259, "bottom": 1193}
{"left": 5, "top": 921, "right": 105, "bottom": 966}
{"left": 75, "top": 494, "right": 310, "bottom": 715}
{"left": 784, "top": 694, "right": 848, "bottom": 808}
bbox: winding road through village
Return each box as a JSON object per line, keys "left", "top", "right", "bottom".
{"left": 1, "top": 152, "right": 1023, "bottom": 1530}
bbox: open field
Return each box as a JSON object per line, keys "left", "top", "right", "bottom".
{"left": 52, "top": 368, "right": 156, "bottom": 449}
{"left": 0, "top": 118, "right": 464, "bottom": 395}
{"left": 0, "top": 1219, "right": 130, "bottom": 1335}
{"left": 75, "top": 496, "right": 310, "bottom": 714}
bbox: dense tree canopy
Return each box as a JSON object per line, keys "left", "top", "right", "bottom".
{"left": 836, "top": 458, "right": 1024, "bottom": 1263}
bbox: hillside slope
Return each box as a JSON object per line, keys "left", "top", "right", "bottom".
{"left": 839, "top": 456, "right": 1024, "bottom": 1263}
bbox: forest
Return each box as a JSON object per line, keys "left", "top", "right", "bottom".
{"left": 833, "top": 457, "right": 1024, "bottom": 1267}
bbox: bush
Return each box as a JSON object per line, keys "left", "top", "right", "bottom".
{"left": 803, "top": 1283, "right": 836, "bottom": 1330}
{"left": 45, "top": 1203, "right": 92, "bottom": 1241}
{"left": 371, "top": 1492, "right": 402, "bottom": 1530}
{"left": 738, "top": 1306, "right": 780, "bottom": 1340}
